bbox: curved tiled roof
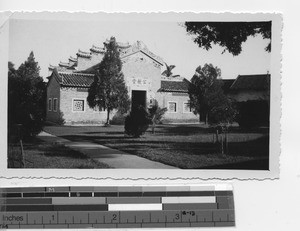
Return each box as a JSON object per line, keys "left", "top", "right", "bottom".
{"left": 231, "top": 74, "right": 270, "bottom": 91}
{"left": 158, "top": 78, "right": 190, "bottom": 93}
{"left": 50, "top": 69, "right": 94, "bottom": 88}
{"left": 59, "top": 72, "right": 94, "bottom": 87}
{"left": 219, "top": 79, "right": 235, "bottom": 94}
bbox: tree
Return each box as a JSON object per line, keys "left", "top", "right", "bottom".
{"left": 184, "top": 21, "right": 271, "bottom": 56}
{"left": 188, "top": 64, "right": 237, "bottom": 154}
{"left": 8, "top": 52, "right": 46, "bottom": 138}
{"left": 162, "top": 63, "right": 176, "bottom": 77}
{"left": 148, "top": 100, "right": 167, "bottom": 134}
{"left": 188, "top": 64, "right": 222, "bottom": 123}
{"left": 87, "top": 37, "right": 130, "bottom": 125}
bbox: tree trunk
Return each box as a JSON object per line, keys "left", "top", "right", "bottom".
{"left": 225, "top": 130, "right": 229, "bottom": 154}
{"left": 106, "top": 109, "right": 110, "bottom": 125}
{"left": 152, "top": 123, "right": 155, "bottom": 134}
{"left": 221, "top": 133, "right": 224, "bottom": 155}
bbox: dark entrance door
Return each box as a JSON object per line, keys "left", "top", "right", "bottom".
{"left": 132, "top": 90, "right": 146, "bottom": 109}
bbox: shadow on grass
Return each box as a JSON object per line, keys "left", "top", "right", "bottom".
{"left": 200, "top": 158, "right": 269, "bottom": 170}
{"left": 41, "top": 144, "right": 88, "bottom": 159}
{"left": 60, "top": 134, "right": 269, "bottom": 158}
{"left": 83, "top": 131, "right": 125, "bottom": 135}
{"left": 61, "top": 135, "right": 130, "bottom": 142}
{"left": 45, "top": 124, "right": 269, "bottom": 138}
{"left": 156, "top": 124, "right": 269, "bottom": 136}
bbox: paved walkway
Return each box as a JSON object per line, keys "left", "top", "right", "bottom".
{"left": 37, "top": 131, "right": 177, "bottom": 169}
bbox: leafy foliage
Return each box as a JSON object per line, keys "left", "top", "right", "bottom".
{"left": 124, "top": 106, "right": 152, "bottom": 138}
{"left": 87, "top": 37, "right": 130, "bottom": 125}
{"left": 8, "top": 52, "right": 46, "bottom": 139}
{"left": 110, "top": 110, "right": 127, "bottom": 125}
{"left": 188, "top": 64, "right": 236, "bottom": 125}
{"left": 184, "top": 21, "right": 271, "bottom": 56}
{"left": 148, "top": 100, "right": 168, "bottom": 133}
{"left": 55, "top": 111, "right": 66, "bottom": 125}
{"left": 162, "top": 63, "right": 176, "bottom": 77}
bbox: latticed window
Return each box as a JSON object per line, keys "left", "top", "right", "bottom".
{"left": 73, "top": 99, "right": 84, "bottom": 111}
{"left": 168, "top": 102, "right": 177, "bottom": 113}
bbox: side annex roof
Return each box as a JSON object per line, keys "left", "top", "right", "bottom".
{"left": 48, "top": 68, "right": 95, "bottom": 88}
{"left": 158, "top": 78, "right": 191, "bottom": 93}
{"left": 230, "top": 74, "right": 270, "bottom": 91}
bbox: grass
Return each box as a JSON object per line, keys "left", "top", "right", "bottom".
{"left": 8, "top": 138, "right": 111, "bottom": 169}
{"left": 44, "top": 124, "right": 269, "bottom": 169}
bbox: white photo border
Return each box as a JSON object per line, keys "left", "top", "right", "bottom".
{"left": 0, "top": 12, "right": 282, "bottom": 180}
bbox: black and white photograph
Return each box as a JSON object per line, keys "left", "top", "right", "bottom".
{"left": 1, "top": 1, "right": 299, "bottom": 230}
{"left": 3, "top": 13, "right": 281, "bottom": 178}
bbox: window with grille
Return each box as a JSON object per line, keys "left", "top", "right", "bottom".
{"left": 48, "top": 98, "right": 52, "bottom": 111}
{"left": 73, "top": 99, "right": 85, "bottom": 111}
{"left": 168, "top": 102, "right": 177, "bottom": 113}
{"left": 183, "top": 101, "right": 192, "bottom": 113}
{"left": 53, "top": 98, "right": 58, "bottom": 112}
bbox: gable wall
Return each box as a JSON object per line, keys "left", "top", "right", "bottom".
{"left": 122, "top": 52, "right": 162, "bottom": 105}
{"left": 46, "top": 75, "right": 61, "bottom": 123}
{"left": 77, "top": 57, "right": 93, "bottom": 71}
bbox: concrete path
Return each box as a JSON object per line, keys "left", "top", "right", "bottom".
{"left": 37, "top": 131, "right": 177, "bottom": 169}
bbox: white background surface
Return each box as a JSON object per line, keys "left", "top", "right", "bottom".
{"left": 0, "top": 0, "right": 299, "bottom": 230}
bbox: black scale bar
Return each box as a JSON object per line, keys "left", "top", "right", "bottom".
{"left": 0, "top": 186, "right": 235, "bottom": 229}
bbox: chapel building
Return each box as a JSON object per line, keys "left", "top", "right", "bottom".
{"left": 46, "top": 39, "right": 199, "bottom": 125}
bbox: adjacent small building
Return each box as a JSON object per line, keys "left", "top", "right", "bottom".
{"left": 46, "top": 40, "right": 198, "bottom": 125}
{"left": 228, "top": 74, "right": 270, "bottom": 127}
{"left": 229, "top": 74, "right": 270, "bottom": 102}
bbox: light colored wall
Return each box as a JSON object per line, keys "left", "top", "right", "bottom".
{"left": 156, "top": 92, "right": 199, "bottom": 123}
{"left": 60, "top": 87, "right": 114, "bottom": 125}
{"left": 90, "top": 52, "right": 104, "bottom": 67}
{"left": 77, "top": 56, "right": 93, "bottom": 71}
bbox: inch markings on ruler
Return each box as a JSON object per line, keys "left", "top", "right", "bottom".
{"left": 0, "top": 185, "right": 235, "bottom": 229}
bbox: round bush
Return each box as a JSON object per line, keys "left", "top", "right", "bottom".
{"left": 124, "top": 106, "right": 151, "bottom": 137}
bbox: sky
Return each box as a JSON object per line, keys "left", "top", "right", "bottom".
{"left": 9, "top": 19, "right": 271, "bottom": 80}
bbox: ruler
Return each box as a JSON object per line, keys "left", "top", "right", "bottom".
{"left": 0, "top": 185, "right": 235, "bottom": 229}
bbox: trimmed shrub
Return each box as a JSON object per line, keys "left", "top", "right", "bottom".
{"left": 124, "top": 106, "right": 152, "bottom": 137}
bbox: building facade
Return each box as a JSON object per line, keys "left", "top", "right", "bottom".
{"left": 46, "top": 40, "right": 199, "bottom": 125}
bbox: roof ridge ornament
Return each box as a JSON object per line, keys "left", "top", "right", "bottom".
{"left": 59, "top": 61, "right": 70, "bottom": 67}
{"left": 69, "top": 56, "right": 77, "bottom": 62}
{"left": 77, "top": 49, "right": 92, "bottom": 58}
{"left": 90, "top": 45, "right": 105, "bottom": 53}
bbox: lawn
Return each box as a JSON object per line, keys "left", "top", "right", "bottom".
{"left": 44, "top": 124, "right": 269, "bottom": 169}
{"left": 8, "top": 138, "right": 111, "bottom": 169}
